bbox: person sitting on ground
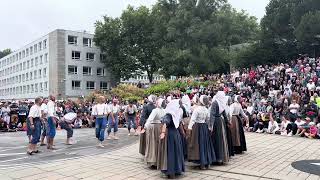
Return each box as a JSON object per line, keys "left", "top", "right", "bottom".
{"left": 8, "top": 116, "right": 19, "bottom": 132}
{"left": 304, "top": 122, "right": 318, "bottom": 139}
{"left": 279, "top": 116, "right": 290, "bottom": 135}
{"left": 294, "top": 116, "right": 306, "bottom": 135}
{"left": 0, "top": 117, "right": 8, "bottom": 132}
{"left": 73, "top": 118, "right": 82, "bottom": 129}
{"left": 266, "top": 115, "right": 279, "bottom": 134}
{"left": 316, "top": 123, "right": 320, "bottom": 139}
{"left": 81, "top": 114, "right": 89, "bottom": 128}
{"left": 297, "top": 117, "right": 312, "bottom": 137}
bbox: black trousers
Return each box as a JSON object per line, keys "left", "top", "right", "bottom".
{"left": 286, "top": 123, "right": 298, "bottom": 135}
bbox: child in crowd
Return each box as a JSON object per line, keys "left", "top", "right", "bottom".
{"left": 0, "top": 117, "right": 8, "bottom": 132}
{"left": 304, "top": 122, "right": 318, "bottom": 139}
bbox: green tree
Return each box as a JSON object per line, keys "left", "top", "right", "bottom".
{"left": 0, "top": 49, "right": 12, "bottom": 59}
{"left": 294, "top": 11, "right": 320, "bottom": 55}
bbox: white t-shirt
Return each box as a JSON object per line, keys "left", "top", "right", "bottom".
{"left": 47, "top": 100, "right": 56, "bottom": 117}
{"left": 289, "top": 103, "right": 300, "bottom": 114}
{"left": 92, "top": 104, "right": 108, "bottom": 116}
{"left": 307, "top": 83, "right": 316, "bottom": 91}
{"left": 28, "top": 105, "right": 41, "bottom": 118}
{"left": 110, "top": 104, "right": 120, "bottom": 114}
{"left": 40, "top": 103, "right": 48, "bottom": 117}
{"left": 295, "top": 120, "right": 306, "bottom": 127}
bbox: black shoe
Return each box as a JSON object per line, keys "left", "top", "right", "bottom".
{"left": 27, "top": 151, "right": 33, "bottom": 155}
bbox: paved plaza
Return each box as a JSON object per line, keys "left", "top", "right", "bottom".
{"left": 0, "top": 129, "right": 319, "bottom": 180}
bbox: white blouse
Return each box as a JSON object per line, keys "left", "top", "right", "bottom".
{"left": 145, "top": 108, "right": 166, "bottom": 129}
{"left": 188, "top": 106, "right": 209, "bottom": 130}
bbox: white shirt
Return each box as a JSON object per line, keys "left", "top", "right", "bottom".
{"left": 229, "top": 102, "right": 247, "bottom": 119}
{"left": 247, "top": 106, "right": 254, "bottom": 115}
{"left": 126, "top": 105, "right": 137, "bottom": 115}
{"left": 268, "top": 121, "right": 279, "bottom": 133}
{"left": 47, "top": 100, "right": 56, "bottom": 117}
{"left": 295, "top": 120, "right": 306, "bottom": 127}
{"left": 145, "top": 108, "right": 166, "bottom": 129}
{"left": 110, "top": 104, "right": 120, "bottom": 114}
{"left": 188, "top": 106, "right": 209, "bottom": 130}
{"left": 307, "top": 82, "right": 316, "bottom": 91}
{"left": 63, "top": 112, "right": 77, "bottom": 123}
{"left": 289, "top": 103, "right": 300, "bottom": 114}
{"left": 28, "top": 104, "right": 41, "bottom": 118}
{"left": 40, "top": 103, "right": 48, "bottom": 117}
{"left": 92, "top": 103, "right": 108, "bottom": 116}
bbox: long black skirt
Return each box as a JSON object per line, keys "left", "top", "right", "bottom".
{"left": 190, "top": 123, "right": 216, "bottom": 166}
{"left": 234, "top": 116, "right": 247, "bottom": 153}
{"left": 162, "top": 127, "right": 185, "bottom": 176}
{"left": 226, "top": 123, "right": 235, "bottom": 157}
{"left": 179, "top": 126, "right": 188, "bottom": 159}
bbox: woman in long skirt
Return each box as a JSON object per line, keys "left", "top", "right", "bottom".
{"left": 139, "top": 95, "right": 156, "bottom": 156}
{"left": 158, "top": 99, "right": 185, "bottom": 178}
{"left": 209, "top": 91, "right": 230, "bottom": 164}
{"left": 229, "top": 95, "right": 247, "bottom": 154}
{"left": 187, "top": 95, "right": 216, "bottom": 169}
{"left": 144, "top": 98, "right": 166, "bottom": 168}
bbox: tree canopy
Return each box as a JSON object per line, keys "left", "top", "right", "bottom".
{"left": 94, "top": 0, "right": 259, "bottom": 82}
{"left": 0, "top": 49, "right": 12, "bottom": 59}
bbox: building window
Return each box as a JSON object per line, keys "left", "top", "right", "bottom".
{"left": 22, "top": 50, "right": 25, "bottom": 58}
{"left": 44, "top": 82, "right": 48, "bottom": 91}
{"left": 86, "top": 53, "right": 94, "bottom": 61}
{"left": 27, "top": 60, "right": 30, "bottom": 69}
{"left": 100, "top": 82, "right": 108, "bottom": 90}
{"left": 35, "top": 57, "right": 38, "bottom": 66}
{"left": 83, "top": 66, "right": 92, "bottom": 75}
{"left": 43, "top": 68, "right": 47, "bottom": 77}
{"left": 27, "top": 85, "right": 30, "bottom": 93}
{"left": 40, "top": 82, "right": 43, "bottom": 91}
{"left": 30, "top": 72, "right": 33, "bottom": 80}
{"left": 22, "top": 74, "right": 25, "bottom": 82}
{"left": 100, "top": 54, "right": 106, "bottom": 62}
{"left": 97, "top": 68, "right": 103, "bottom": 76}
{"left": 39, "top": 69, "right": 42, "bottom": 78}
{"left": 31, "top": 59, "right": 34, "bottom": 67}
{"left": 26, "top": 73, "right": 29, "bottom": 81}
{"left": 19, "top": 52, "right": 21, "bottom": 60}
{"left": 40, "top": 55, "right": 43, "bottom": 64}
{"left": 68, "top": 65, "right": 77, "bottom": 74}
{"left": 44, "top": 39, "right": 47, "bottom": 49}
{"left": 30, "top": 47, "right": 33, "bottom": 55}
{"left": 86, "top": 81, "right": 95, "bottom": 90}
{"left": 34, "top": 70, "right": 37, "bottom": 79}
{"left": 72, "top": 81, "right": 81, "bottom": 90}
{"left": 44, "top": 53, "right": 48, "bottom": 63}
{"left": 23, "top": 62, "right": 26, "bottom": 70}
{"left": 39, "top": 42, "right": 42, "bottom": 51}
{"left": 34, "top": 44, "right": 37, "bottom": 53}
{"left": 83, "top": 38, "right": 92, "bottom": 47}
{"left": 26, "top": 49, "right": 29, "bottom": 57}
{"left": 72, "top": 51, "right": 80, "bottom": 60}
{"left": 31, "top": 84, "right": 34, "bottom": 93}
{"left": 35, "top": 83, "right": 38, "bottom": 92}
{"left": 68, "top": 36, "right": 77, "bottom": 45}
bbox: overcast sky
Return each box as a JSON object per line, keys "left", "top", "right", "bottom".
{"left": 0, "top": 0, "right": 269, "bottom": 51}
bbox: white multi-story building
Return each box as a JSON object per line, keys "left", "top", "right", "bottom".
{"left": 0, "top": 29, "right": 113, "bottom": 100}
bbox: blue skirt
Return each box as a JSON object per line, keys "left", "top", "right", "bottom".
{"left": 162, "top": 127, "right": 185, "bottom": 176}
{"left": 189, "top": 123, "right": 216, "bottom": 166}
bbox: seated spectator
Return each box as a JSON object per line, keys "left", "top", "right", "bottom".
{"left": 304, "top": 122, "right": 318, "bottom": 139}
{"left": 288, "top": 99, "right": 300, "bottom": 122}
{"left": 294, "top": 116, "right": 306, "bottom": 135}
{"left": 8, "top": 117, "right": 18, "bottom": 132}
{"left": 82, "top": 114, "right": 89, "bottom": 128}
{"left": 266, "top": 115, "right": 279, "bottom": 134}
{"left": 279, "top": 117, "right": 290, "bottom": 135}
{"left": 0, "top": 118, "right": 8, "bottom": 132}
{"left": 316, "top": 123, "right": 320, "bottom": 139}
{"left": 297, "top": 117, "right": 312, "bottom": 137}
{"left": 73, "top": 118, "right": 82, "bottom": 129}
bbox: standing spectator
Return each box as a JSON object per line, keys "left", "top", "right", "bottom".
{"left": 18, "top": 101, "right": 29, "bottom": 128}
{"left": 107, "top": 98, "right": 120, "bottom": 140}
{"left": 40, "top": 99, "right": 48, "bottom": 146}
{"left": 27, "top": 97, "right": 42, "bottom": 155}
{"left": 47, "top": 95, "right": 57, "bottom": 150}
{"left": 2, "top": 103, "right": 11, "bottom": 125}
{"left": 125, "top": 100, "right": 138, "bottom": 136}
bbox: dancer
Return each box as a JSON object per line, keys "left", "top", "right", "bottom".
{"left": 47, "top": 95, "right": 57, "bottom": 150}
{"left": 209, "top": 91, "right": 230, "bottom": 164}
{"left": 40, "top": 98, "right": 48, "bottom": 146}
{"left": 59, "top": 111, "right": 80, "bottom": 145}
{"left": 158, "top": 99, "right": 185, "bottom": 178}
{"left": 139, "top": 95, "right": 156, "bottom": 156}
{"left": 27, "top": 97, "right": 42, "bottom": 155}
{"left": 187, "top": 95, "right": 216, "bottom": 169}
{"left": 107, "top": 98, "right": 120, "bottom": 140}
{"left": 229, "top": 95, "right": 247, "bottom": 154}
{"left": 144, "top": 98, "right": 166, "bottom": 168}
{"left": 92, "top": 96, "right": 108, "bottom": 147}
{"left": 125, "top": 100, "right": 138, "bottom": 136}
